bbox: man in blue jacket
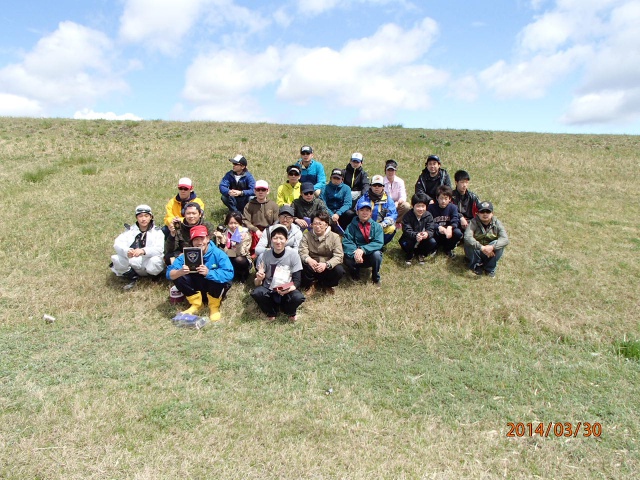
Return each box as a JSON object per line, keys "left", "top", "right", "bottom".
{"left": 295, "top": 145, "right": 326, "bottom": 197}
{"left": 321, "top": 168, "right": 352, "bottom": 231}
{"left": 167, "top": 225, "right": 235, "bottom": 322}
{"left": 219, "top": 154, "right": 256, "bottom": 213}
{"left": 342, "top": 198, "right": 384, "bottom": 286}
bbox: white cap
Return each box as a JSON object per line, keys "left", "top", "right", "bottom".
{"left": 351, "top": 152, "right": 363, "bottom": 162}
{"left": 178, "top": 177, "right": 193, "bottom": 188}
{"left": 255, "top": 180, "right": 269, "bottom": 189}
{"left": 371, "top": 175, "right": 384, "bottom": 186}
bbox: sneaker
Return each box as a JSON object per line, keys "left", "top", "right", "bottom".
{"left": 267, "top": 315, "right": 277, "bottom": 322}
{"left": 123, "top": 279, "right": 138, "bottom": 290}
{"left": 446, "top": 250, "right": 456, "bottom": 259}
{"left": 323, "top": 287, "right": 336, "bottom": 295}
{"left": 427, "top": 250, "right": 437, "bottom": 259}
{"left": 372, "top": 279, "right": 381, "bottom": 288}
{"left": 405, "top": 260, "right": 412, "bottom": 266}
{"left": 472, "top": 265, "right": 483, "bottom": 276}
{"left": 486, "top": 270, "right": 496, "bottom": 278}
{"left": 417, "top": 255, "right": 425, "bottom": 265}
{"left": 305, "top": 284, "right": 317, "bottom": 297}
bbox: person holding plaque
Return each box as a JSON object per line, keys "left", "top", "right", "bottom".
{"left": 110, "top": 204, "right": 165, "bottom": 288}
{"left": 166, "top": 225, "right": 234, "bottom": 322}
{"left": 250, "top": 225, "right": 305, "bottom": 322}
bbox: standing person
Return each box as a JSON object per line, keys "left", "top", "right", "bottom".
{"left": 452, "top": 170, "right": 481, "bottom": 233}
{"left": 320, "top": 168, "right": 352, "bottom": 231}
{"left": 427, "top": 185, "right": 462, "bottom": 258}
{"left": 342, "top": 198, "right": 384, "bottom": 286}
{"left": 251, "top": 226, "right": 305, "bottom": 322}
{"left": 464, "top": 201, "right": 509, "bottom": 277}
{"left": 360, "top": 175, "right": 398, "bottom": 246}
{"left": 415, "top": 154, "right": 452, "bottom": 204}
{"left": 292, "top": 182, "right": 329, "bottom": 229}
{"left": 243, "top": 179, "right": 279, "bottom": 254}
{"left": 341, "top": 152, "right": 370, "bottom": 229}
{"left": 219, "top": 154, "right": 256, "bottom": 213}
{"left": 164, "top": 202, "right": 213, "bottom": 266}
{"left": 111, "top": 204, "right": 165, "bottom": 288}
{"left": 255, "top": 205, "right": 303, "bottom": 257}
{"left": 295, "top": 145, "right": 326, "bottom": 197}
{"left": 214, "top": 211, "right": 253, "bottom": 282}
{"left": 399, "top": 193, "right": 437, "bottom": 265}
{"left": 383, "top": 159, "right": 411, "bottom": 227}
{"left": 163, "top": 177, "right": 205, "bottom": 238}
{"left": 166, "top": 225, "right": 234, "bottom": 322}
{"left": 277, "top": 165, "right": 302, "bottom": 206}
{"left": 298, "top": 212, "right": 345, "bottom": 295}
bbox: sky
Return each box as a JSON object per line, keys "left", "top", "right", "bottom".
{"left": 1, "top": 0, "right": 640, "bottom": 134}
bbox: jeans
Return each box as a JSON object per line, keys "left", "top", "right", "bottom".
{"left": 344, "top": 250, "right": 383, "bottom": 282}
{"left": 433, "top": 228, "right": 463, "bottom": 252}
{"left": 463, "top": 241, "right": 504, "bottom": 274}
{"left": 221, "top": 194, "right": 250, "bottom": 213}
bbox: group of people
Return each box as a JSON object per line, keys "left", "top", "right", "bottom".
{"left": 110, "top": 146, "right": 509, "bottom": 322}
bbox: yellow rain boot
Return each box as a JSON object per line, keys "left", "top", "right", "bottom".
{"left": 207, "top": 294, "right": 222, "bottom": 322}
{"left": 182, "top": 292, "right": 203, "bottom": 315}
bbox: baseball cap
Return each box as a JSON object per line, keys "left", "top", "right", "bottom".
{"left": 178, "top": 177, "right": 193, "bottom": 188}
{"left": 135, "top": 204, "right": 153, "bottom": 216}
{"left": 255, "top": 179, "right": 269, "bottom": 189}
{"left": 371, "top": 175, "right": 384, "bottom": 186}
{"left": 278, "top": 205, "right": 295, "bottom": 216}
{"left": 301, "top": 182, "right": 315, "bottom": 194}
{"left": 270, "top": 225, "right": 289, "bottom": 239}
{"left": 189, "top": 225, "right": 209, "bottom": 240}
{"left": 356, "top": 198, "right": 373, "bottom": 210}
{"left": 351, "top": 152, "right": 363, "bottom": 162}
{"left": 331, "top": 168, "right": 344, "bottom": 178}
{"left": 229, "top": 154, "right": 248, "bottom": 166}
{"left": 385, "top": 159, "right": 398, "bottom": 170}
{"left": 300, "top": 145, "right": 313, "bottom": 154}
{"left": 426, "top": 154, "right": 441, "bottom": 164}
{"left": 478, "top": 201, "right": 494, "bottom": 213}
{"left": 286, "top": 165, "right": 301, "bottom": 175}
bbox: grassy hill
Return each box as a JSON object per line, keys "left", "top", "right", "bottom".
{"left": 1, "top": 118, "right": 638, "bottom": 478}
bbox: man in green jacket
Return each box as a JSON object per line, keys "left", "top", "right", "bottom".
{"left": 463, "top": 201, "right": 509, "bottom": 277}
{"left": 342, "top": 198, "right": 384, "bottom": 286}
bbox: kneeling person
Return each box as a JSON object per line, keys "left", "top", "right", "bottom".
{"left": 111, "top": 205, "right": 165, "bottom": 286}
{"left": 251, "top": 226, "right": 305, "bottom": 322}
{"left": 166, "top": 225, "right": 234, "bottom": 321}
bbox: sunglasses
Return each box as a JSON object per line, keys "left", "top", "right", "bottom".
{"left": 178, "top": 187, "right": 190, "bottom": 191}
{"left": 479, "top": 210, "right": 492, "bottom": 214}
{"left": 303, "top": 191, "right": 314, "bottom": 195}
{"left": 301, "top": 152, "right": 311, "bottom": 155}
{"left": 255, "top": 188, "right": 268, "bottom": 192}
{"left": 288, "top": 172, "right": 300, "bottom": 176}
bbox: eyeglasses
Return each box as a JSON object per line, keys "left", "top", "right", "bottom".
{"left": 178, "top": 187, "right": 190, "bottom": 191}
{"left": 255, "top": 188, "right": 268, "bottom": 192}
{"left": 279, "top": 214, "right": 293, "bottom": 219}
{"left": 311, "top": 222, "right": 327, "bottom": 226}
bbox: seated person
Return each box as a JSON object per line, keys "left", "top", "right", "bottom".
{"left": 341, "top": 152, "right": 370, "bottom": 227}
{"left": 292, "top": 182, "right": 329, "bottom": 229}
{"left": 427, "top": 185, "right": 463, "bottom": 258}
{"left": 220, "top": 154, "right": 256, "bottom": 213}
{"left": 111, "top": 204, "right": 165, "bottom": 288}
{"left": 277, "top": 165, "right": 302, "bottom": 206}
{"left": 255, "top": 205, "right": 303, "bottom": 258}
{"left": 251, "top": 225, "right": 305, "bottom": 322}
{"left": 166, "top": 225, "right": 234, "bottom": 322}
{"left": 298, "top": 212, "right": 345, "bottom": 296}
{"left": 214, "top": 211, "right": 253, "bottom": 282}
{"left": 361, "top": 175, "right": 398, "bottom": 246}
{"left": 383, "top": 159, "right": 412, "bottom": 226}
{"left": 320, "top": 168, "right": 352, "bottom": 232}
{"left": 342, "top": 198, "right": 384, "bottom": 286}
{"left": 243, "top": 179, "right": 279, "bottom": 254}
{"left": 415, "top": 155, "right": 452, "bottom": 204}
{"left": 399, "top": 193, "right": 437, "bottom": 265}
{"left": 452, "top": 170, "right": 481, "bottom": 232}
{"left": 464, "top": 201, "right": 509, "bottom": 277}
{"left": 163, "top": 177, "right": 205, "bottom": 238}
{"left": 164, "top": 202, "right": 213, "bottom": 266}
{"left": 296, "top": 145, "right": 326, "bottom": 196}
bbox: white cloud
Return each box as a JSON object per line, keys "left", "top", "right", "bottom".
{"left": 119, "top": 0, "right": 269, "bottom": 54}
{"left": 0, "top": 21, "right": 127, "bottom": 113}
{"left": 448, "top": 76, "right": 479, "bottom": 102}
{"left": 73, "top": 109, "right": 142, "bottom": 121}
{"left": 297, "top": 0, "right": 341, "bottom": 15}
{"left": 181, "top": 17, "right": 445, "bottom": 123}
{"left": 0, "top": 93, "right": 44, "bottom": 117}
{"left": 560, "top": 90, "right": 640, "bottom": 124}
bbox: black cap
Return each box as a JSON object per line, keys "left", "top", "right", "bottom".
{"left": 385, "top": 159, "right": 398, "bottom": 170}
{"left": 426, "top": 154, "right": 441, "bottom": 164}
{"left": 301, "top": 182, "right": 315, "bottom": 194}
{"left": 229, "top": 154, "right": 248, "bottom": 166}
{"left": 300, "top": 145, "right": 313, "bottom": 154}
{"left": 286, "top": 165, "right": 301, "bottom": 175}
{"left": 478, "top": 201, "right": 493, "bottom": 213}
{"left": 278, "top": 205, "right": 295, "bottom": 216}
{"left": 330, "top": 168, "right": 344, "bottom": 178}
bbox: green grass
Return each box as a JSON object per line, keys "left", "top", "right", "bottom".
{"left": 0, "top": 117, "right": 639, "bottom": 478}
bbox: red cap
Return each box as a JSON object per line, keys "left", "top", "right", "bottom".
{"left": 189, "top": 225, "right": 209, "bottom": 240}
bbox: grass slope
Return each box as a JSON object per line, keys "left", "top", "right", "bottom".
{"left": 0, "top": 118, "right": 639, "bottom": 479}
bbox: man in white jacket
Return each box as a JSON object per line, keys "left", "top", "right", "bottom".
{"left": 110, "top": 205, "right": 165, "bottom": 287}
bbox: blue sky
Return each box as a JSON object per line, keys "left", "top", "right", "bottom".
{"left": 1, "top": 0, "right": 639, "bottom": 134}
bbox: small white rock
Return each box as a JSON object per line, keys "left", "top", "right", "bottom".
{"left": 43, "top": 314, "right": 56, "bottom": 323}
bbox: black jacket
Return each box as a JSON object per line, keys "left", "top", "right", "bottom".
{"left": 400, "top": 209, "right": 436, "bottom": 243}
{"left": 415, "top": 168, "right": 452, "bottom": 203}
